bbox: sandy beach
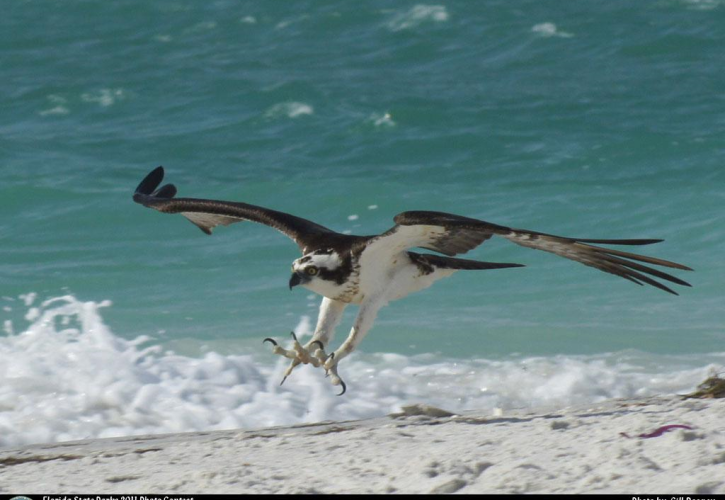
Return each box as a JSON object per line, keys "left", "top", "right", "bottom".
{"left": 1, "top": 395, "right": 723, "bottom": 494}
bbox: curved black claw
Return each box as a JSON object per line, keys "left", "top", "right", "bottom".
{"left": 311, "top": 340, "right": 324, "bottom": 350}
{"left": 337, "top": 379, "right": 347, "bottom": 396}
{"left": 290, "top": 331, "right": 298, "bottom": 342}
{"left": 263, "top": 338, "right": 278, "bottom": 346}
{"left": 324, "top": 352, "right": 335, "bottom": 378}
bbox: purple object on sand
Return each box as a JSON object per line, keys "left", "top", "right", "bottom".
{"left": 620, "top": 424, "right": 693, "bottom": 439}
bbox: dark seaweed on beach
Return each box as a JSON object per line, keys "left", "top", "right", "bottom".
{"left": 682, "top": 373, "right": 725, "bottom": 399}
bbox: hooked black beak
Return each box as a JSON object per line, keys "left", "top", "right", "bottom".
{"left": 289, "top": 273, "right": 303, "bottom": 290}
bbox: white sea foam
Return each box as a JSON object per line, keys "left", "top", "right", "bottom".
{"left": 38, "top": 107, "right": 69, "bottom": 116}
{"left": 38, "top": 95, "right": 69, "bottom": 116}
{"left": 81, "top": 88, "right": 125, "bottom": 107}
{"left": 0, "top": 294, "right": 720, "bottom": 448}
{"left": 276, "top": 15, "right": 309, "bottom": 30}
{"left": 387, "top": 5, "right": 449, "bottom": 32}
{"left": 265, "top": 102, "right": 314, "bottom": 119}
{"left": 369, "top": 112, "right": 396, "bottom": 128}
{"left": 19, "top": 293, "right": 37, "bottom": 306}
{"left": 682, "top": 0, "right": 723, "bottom": 10}
{"left": 531, "top": 22, "right": 574, "bottom": 38}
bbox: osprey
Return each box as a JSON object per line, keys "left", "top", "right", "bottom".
{"left": 133, "top": 167, "right": 692, "bottom": 395}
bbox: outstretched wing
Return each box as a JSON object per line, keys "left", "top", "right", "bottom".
{"left": 374, "top": 211, "right": 509, "bottom": 257}
{"left": 133, "top": 166, "right": 337, "bottom": 252}
{"left": 374, "top": 210, "right": 693, "bottom": 295}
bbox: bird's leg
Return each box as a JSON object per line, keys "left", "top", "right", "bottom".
{"left": 323, "top": 299, "right": 384, "bottom": 394}
{"left": 290, "top": 331, "right": 319, "bottom": 366}
{"left": 279, "top": 338, "right": 330, "bottom": 384}
{"left": 264, "top": 297, "right": 347, "bottom": 385}
{"left": 262, "top": 335, "right": 299, "bottom": 362}
{"left": 308, "top": 339, "right": 329, "bottom": 365}
{"left": 263, "top": 333, "right": 323, "bottom": 364}
{"left": 323, "top": 352, "right": 347, "bottom": 396}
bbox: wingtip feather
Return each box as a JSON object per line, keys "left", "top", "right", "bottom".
{"left": 133, "top": 166, "right": 179, "bottom": 206}
{"left": 154, "top": 183, "right": 177, "bottom": 199}
{"left": 135, "top": 166, "right": 165, "bottom": 195}
{"left": 575, "top": 238, "right": 665, "bottom": 246}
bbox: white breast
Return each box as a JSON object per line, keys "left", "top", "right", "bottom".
{"left": 357, "top": 249, "right": 456, "bottom": 304}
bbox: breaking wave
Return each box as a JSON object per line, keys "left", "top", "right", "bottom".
{"left": 0, "top": 294, "right": 719, "bottom": 448}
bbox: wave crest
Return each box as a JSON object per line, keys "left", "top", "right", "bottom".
{"left": 0, "top": 294, "right": 719, "bottom": 448}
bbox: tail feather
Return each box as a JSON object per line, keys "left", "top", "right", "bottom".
{"left": 569, "top": 238, "right": 662, "bottom": 246}
{"left": 408, "top": 252, "right": 524, "bottom": 271}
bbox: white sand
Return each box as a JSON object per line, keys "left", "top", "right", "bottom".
{"left": 1, "top": 396, "right": 723, "bottom": 494}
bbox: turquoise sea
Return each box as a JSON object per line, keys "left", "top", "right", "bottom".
{"left": 1, "top": 0, "right": 724, "bottom": 447}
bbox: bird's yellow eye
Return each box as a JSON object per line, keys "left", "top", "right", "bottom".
{"left": 306, "top": 266, "right": 318, "bottom": 276}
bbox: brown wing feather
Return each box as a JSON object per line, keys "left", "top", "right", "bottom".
{"left": 375, "top": 211, "right": 506, "bottom": 257}
{"left": 133, "top": 167, "right": 337, "bottom": 252}
{"left": 393, "top": 210, "right": 693, "bottom": 295}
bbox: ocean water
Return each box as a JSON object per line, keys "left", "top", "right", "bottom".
{"left": 1, "top": 0, "right": 724, "bottom": 447}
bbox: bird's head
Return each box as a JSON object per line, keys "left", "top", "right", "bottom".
{"left": 289, "top": 249, "right": 343, "bottom": 291}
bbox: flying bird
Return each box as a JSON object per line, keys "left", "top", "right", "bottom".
{"left": 133, "top": 166, "right": 692, "bottom": 395}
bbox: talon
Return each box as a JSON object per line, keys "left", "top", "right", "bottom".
{"left": 265, "top": 333, "right": 345, "bottom": 393}
{"left": 324, "top": 352, "right": 335, "bottom": 376}
{"left": 328, "top": 368, "right": 347, "bottom": 395}
{"left": 326, "top": 351, "right": 335, "bottom": 368}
